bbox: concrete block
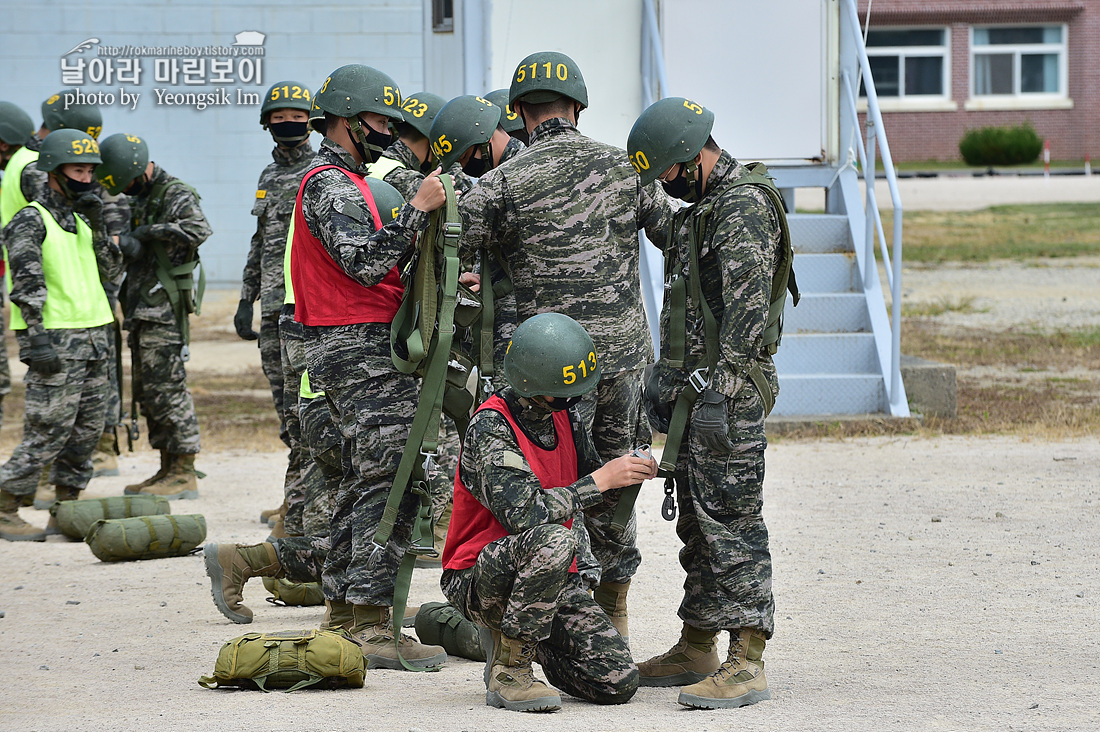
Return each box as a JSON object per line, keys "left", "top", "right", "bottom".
{"left": 901, "top": 355, "right": 957, "bottom": 419}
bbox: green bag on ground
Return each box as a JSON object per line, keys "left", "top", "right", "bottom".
{"left": 51, "top": 495, "right": 172, "bottom": 540}
{"left": 262, "top": 577, "right": 325, "bottom": 607}
{"left": 84, "top": 514, "right": 206, "bottom": 562}
{"left": 197, "top": 629, "right": 366, "bottom": 692}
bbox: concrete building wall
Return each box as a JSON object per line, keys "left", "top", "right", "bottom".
{"left": 1, "top": 0, "right": 424, "bottom": 284}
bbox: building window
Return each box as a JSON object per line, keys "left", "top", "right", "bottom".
{"left": 861, "top": 28, "right": 949, "bottom": 99}
{"left": 971, "top": 26, "right": 1066, "bottom": 97}
{"left": 432, "top": 0, "right": 454, "bottom": 33}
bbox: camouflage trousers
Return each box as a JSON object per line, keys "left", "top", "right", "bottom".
{"left": 299, "top": 392, "right": 340, "bottom": 538}
{"left": 426, "top": 415, "right": 460, "bottom": 535}
{"left": 260, "top": 311, "right": 289, "bottom": 447}
{"left": 672, "top": 385, "right": 775, "bottom": 637}
{"left": 572, "top": 368, "right": 648, "bottom": 584}
{"left": 274, "top": 534, "right": 330, "bottom": 584}
{"left": 102, "top": 320, "right": 122, "bottom": 429}
{"left": 279, "top": 333, "right": 307, "bottom": 535}
{"left": 441, "top": 524, "right": 638, "bottom": 705}
{"left": 0, "top": 356, "right": 108, "bottom": 495}
{"left": 129, "top": 320, "right": 200, "bottom": 454}
{"left": 0, "top": 317, "right": 10, "bottom": 427}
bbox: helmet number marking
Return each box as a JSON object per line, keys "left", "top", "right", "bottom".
{"left": 629, "top": 151, "right": 650, "bottom": 175}
{"left": 100, "top": 173, "right": 115, "bottom": 189}
{"left": 516, "top": 62, "right": 570, "bottom": 85}
{"left": 431, "top": 133, "right": 453, "bottom": 159}
{"left": 383, "top": 86, "right": 400, "bottom": 107}
{"left": 402, "top": 98, "right": 428, "bottom": 118}
{"left": 683, "top": 100, "right": 704, "bottom": 115}
{"left": 505, "top": 104, "right": 518, "bottom": 121}
{"left": 556, "top": 63, "right": 568, "bottom": 81}
{"left": 562, "top": 351, "right": 597, "bottom": 385}
{"left": 271, "top": 85, "right": 310, "bottom": 101}
{"left": 125, "top": 134, "right": 142, "bottom": 144}
{"left": 86, "top": 126, "right": 103, "bottom": 140}
{"left": 319, "top": 76, "right": 331, "bottom": 95}
{"left": 70, "top": 138, "right": 100, "bottom": 155}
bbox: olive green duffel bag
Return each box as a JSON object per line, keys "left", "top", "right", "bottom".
{"left": 198, "top": 629, "right": 366, "bottom": 692}
{"left": 85, "top": 514, "right": 206, "bottom": 562}
{"left": 51, "top": 495, "right": 172, "bottom": 540}
{"left": 262, "top": 577, "right": 325, "bottom": 607}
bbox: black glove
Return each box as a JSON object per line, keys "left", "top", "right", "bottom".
{"left": 694, "top": 388, "right": 735, "bottom": 454}
{"left": 117, "top": 233, "right": 143, "bottom": 260}
{"left": 234, "top": 299, "right": 258, "bottom": 340}
{"left": 73, "top": 192, "right": 105, "bottom": 230}
{"left": 644, "top": 368, "right": 671, "bottom": 435}
{"left": 129, "top": 225, "right": 155, "bottom": 242}
{"left": 21, "top": 333, "right": 62, "bottom": 375}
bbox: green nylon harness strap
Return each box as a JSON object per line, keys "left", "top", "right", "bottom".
{"left": 377, "top": 173, "right": 461, "bottom": 672}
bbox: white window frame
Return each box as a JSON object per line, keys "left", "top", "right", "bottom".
{"left": 860, "top": 26, "right": 956, "bottom": 113}
{"left": 966, "top": 24, "right": 1072, "bottom": 111}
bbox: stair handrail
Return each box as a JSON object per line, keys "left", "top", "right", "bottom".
{"left": 841, "top": 0, "right": 905, "bottom": 415}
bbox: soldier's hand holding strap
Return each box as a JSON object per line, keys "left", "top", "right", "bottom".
{"left": 129, "top": 225, "right": 155, "bottom": 242}
{"left": 21, "top": 333, "right": 63, "bottom": 376}
{"left": 409, "top": 167, "right": 447, "bottom": 213}
{"left": 695, "top": 388, "right": 736, "bottom": 454}
{"left": 234, "top": 299, "right": 258, "bottom": 340}
{"left": 74, "top": 192, "right": 105, "bottom": 231}
{"left": 117, "top": 233, "right": 143, "bottom": 261}
{"left": 591, "top": 452, "right": 659, "bottom": 493}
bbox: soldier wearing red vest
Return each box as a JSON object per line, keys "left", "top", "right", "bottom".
{"left": 441, "top": 313, "right": 657, "bottom": 712}
{"left": 289, "top": 64, "right": 447, "bottom": 669}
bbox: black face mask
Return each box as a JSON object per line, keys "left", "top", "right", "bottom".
{"left": 60, "top": 175, "right": 94, "bottom": 197}
{"left": 124, "top": 174, "right": 150, "bottom": 197}
{"left": 351, "top": 117, "right": 392, "bottom": 164}
{"left": 660, "top": 163, "right": 702, "bottom": 203}
{"left": 544, "top": 395, "right": 582, "bottom": 412}
{"left": 269, "top": 120, "right": 310, "bottom": 146}
{"left": 461, "top": 149, "right": 488, "bottom": 178}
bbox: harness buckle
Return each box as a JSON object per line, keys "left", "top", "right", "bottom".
{"left": 180, "top": 344, "right": 190, "bottom": 363}
{"left": 688, "top": 368, "right": 708, "bottom": 394}
{"left": 443, "top": 222, "right": 462, "bottom": 239}
{"left": 420, "top": 449, "right": 437, "bottom": 475}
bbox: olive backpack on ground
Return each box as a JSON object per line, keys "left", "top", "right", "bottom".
{"left": 262, "top": 577, "right": 325, "bottom": 607}
{"left": 85, "top": 513, "right": 206, "bottom": 561}
{"left": 50, "top": 495, "right": 171, "bottom": 540}
{"left": 197, "top": 629, "right": 366, "bottom": 692}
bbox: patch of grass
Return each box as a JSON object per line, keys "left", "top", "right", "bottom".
{"left": 901, "top": 296, "right": 979, "bottom": 318}
{"left": 882, "top": 203, "right": 1100, "bottom": 263}
{"left": 902, "top": 322, "right": 1100, "bottom": 371}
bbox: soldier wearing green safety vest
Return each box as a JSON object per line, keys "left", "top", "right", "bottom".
{"left": 0, "top": 129, "right": 123, "bottom": 541}
{"left": 235, "top": 80, "right": 316, "bottom": 536}
{"left": 97, "top": 133, "right": 212, "bottom": 501}
{"left": 627, "top": 96, "right": 797, "bottom": 709}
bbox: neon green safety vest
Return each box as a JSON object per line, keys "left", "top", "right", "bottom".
{"left": 283, "top": 210, "right": 295, "bottom": 304}
{"left": 0, "top": 145, "right": 37, "bottom": 227}
{"left": 366, "top": 156, "right": 403, "bottom": 182}
{"left": 300, "top": 369, "right": 323, "bottom": 399}
{"left": 10, "top": 202, "right": 113, "bottom": 331}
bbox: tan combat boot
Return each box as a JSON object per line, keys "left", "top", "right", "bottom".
{"left": 638, "top": 622, "right": 721, "bottom": 686}
{"left": 44, "top": 486, "right": 81, "bottom": 537}
{"left": 259, "top": 501, "right": 285, "bottom": 525}
{"left": 124, "top": 451, "right": 169, "bottom": 495}
{"left": 481, "top": 629, "right": 561, "bottom": 712}
{"left": 593, "top": 579, "right": 631, "bottom": 644}
{"left": 0, "top": 490, "right": 47, "bottom": 542}
{"left": 320, "top": 599, "right": 355, "bottom": 631}
{"left": 203, "top": 542, "right": 281, "bottom": 623}
{"left": 90, "top": 430, "right": 120, "bottom": 477}
{"left": 32, "top": 465, "right": 53, "bottom": 509}
{"left": 678, "top": 628, "right": 770, "bottom": 709}
{"left": 142, "top": 453, "right": 198, "bottom": 500}
{"left": 348, "top": 605, "right": 447, "bottom": 670}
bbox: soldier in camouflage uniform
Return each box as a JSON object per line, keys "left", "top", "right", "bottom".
{"left": 290, "top": 63, "right": 449, "bottom": 669}
{"left": 233, "top": 81, "right": 316, "bottom": 534}
{"left": 96, "top": 135, "right": 211, "bottom": 500}
{"left": 457, "top": 52, "right": 671, "bottom": 639}
{"left": 483, "top": 89, "right": 529, "bottom": 146}
{"left": 0, "top": 130, "right": 122, "bottom": 541}
{"left": 628, "top": 98, "right": 789, "bottom": 709}
{"left": 442, "top": 313, "right": 656, "bottom": 712}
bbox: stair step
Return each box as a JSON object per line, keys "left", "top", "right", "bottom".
{"left": 788, "top": 213, "right": 851, "bottom": 253}
{"left": 784, "top": 293, "right": 869, "bottom": 333}
{"left": 772, "top": 374, "right": 886, "bottom": 416}
{"left": 791, "top": 252, "right": 860, "bottom": 293}
{"left": 773, "top": 333, "right": 880, "bottom": 374}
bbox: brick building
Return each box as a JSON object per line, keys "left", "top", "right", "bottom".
{"left": 857, "top": 0, "right": 1099, "bottom": 162}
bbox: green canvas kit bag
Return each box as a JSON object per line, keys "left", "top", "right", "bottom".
{"left": 262, "top": 577, "right": 325, "bottom": 607}
{"left": 85, "top": 513, "right": 206, "bottom": 562}
{"left": 198, "top": 629, "right": 366, "bottom": 692}
{"left": 50, "top": 495, "right": 171, "bottom": 540}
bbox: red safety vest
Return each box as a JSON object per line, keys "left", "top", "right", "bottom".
{"left": 291, "top": 164, "right": 404, "bottom": 326}
{"left": 443, "top": 395, "right": 578, "bottom": 572}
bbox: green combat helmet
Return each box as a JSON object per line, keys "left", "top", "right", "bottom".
{"left": 95, "top": 133, "right": 149, "bottom": 195}
{"left": 260, "top": 80, "right": 313, "bottom": 125}
{"left": 41, "top": 89, "right": 103, "bottom": 139}
{"left": 36, "top": 128, "right": 101, "bottom": 172}
{"left": 508, "top": 51, "right": 588, "bottom": 109}
{"left": 483, "top": 89, "right": 524, "bottom": 134}
{"left": 396, "top": 91, "right": 447, "bottom": 140}
{"left": 504, "top": 312, "right": 601, "bottom": 399}
{"left": 427, "top": 95, "right": 501, "bottom": 171}
{"left": 0, "top": 101, "right": 35, "bottom": 145}
{"left": 312, "top": 64, "right": 403, "bottom": 161}
{"left": 365, "top": 176, "right": 405, "bottom": 226}
{"left": 627, "top": 96, "right": 714, "bottom": 186}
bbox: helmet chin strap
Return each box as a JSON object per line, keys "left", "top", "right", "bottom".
{"left": 684, "top": 157, "right": 703, "bottom": 200}
{"left": 347, "top": 115, "right": 385, "bottom": 163}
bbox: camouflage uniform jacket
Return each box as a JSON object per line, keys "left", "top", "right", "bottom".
{"left": 458, "top": 118, "right": 671, "bottom": 374}
{"left": 18, "top": 135, "right": 130, "bottom": 239}
{"left": 5, "top": 184, "right": 122, "bottom": 357}
{"left": 240, "top": 140, "right": 313, "bottom": 315}
{"left": 654, "top": 150, "right": 783, "bottom": 404}
{"left": 459, "top": 387, "right": 606, "bottom": 535}
{"left": 374, "top": 138, "right": 474, "bottom": 201}
{"left": 123, "top": 164, "right": 212, "bottom": 324}
{"left": 297, "top": 139, "right": 428, "bottom": 392}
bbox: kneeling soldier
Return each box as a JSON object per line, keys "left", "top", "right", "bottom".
{"left": 441, "top": 313, "right": 657, "bottom": 712}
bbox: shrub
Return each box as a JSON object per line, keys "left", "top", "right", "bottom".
{"left": 959, "top": 124, "right": 1043, "bottom": 166}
